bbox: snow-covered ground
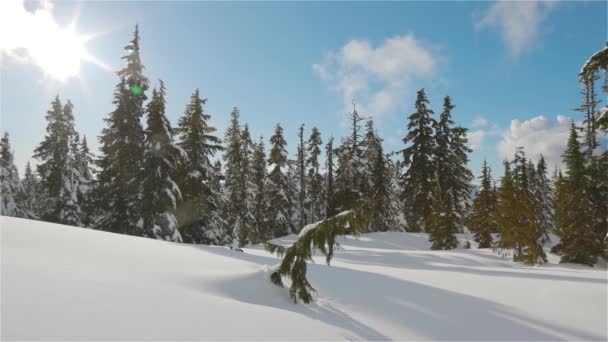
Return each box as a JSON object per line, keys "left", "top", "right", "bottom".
{"left": 1, "top": 216, "right": 606, "bottom": 341}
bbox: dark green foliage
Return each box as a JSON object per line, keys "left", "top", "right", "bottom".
{"left": 428, "top": 96, "right": 473, "bottom": 247}
{"left": 265, "top": 205, "right": 371, "bottom": 303}
{"left": 306, "top": 127, "right": 324, "bottom": 222}
{"left": 400, "top": 89, "right": 436, "bottom": 232}
{"left": 175, "top": 89, "right": 224, "bottom": 244}
{"left": 553, "top": 124, "right": 604, "bottom": 265}
{"left": 467, "top": 160, "right": 497, "bottom": 248}
{"left": 265, "top": 123, "right": 293, "bottom": 238}
{"left": 251, "top": 137, "right": 268, "bottom": 242}
{"left": 141, "top": 81, "right": 183, "bottom": 241}
{"left": 325, "top": 137, "right": 337, "bottom": 218}
{"left": 295, "top": 124, "right": 307, "bottom": 231}
{"left": 334, "top": 106, "right": 365, "bottom": 212}
{"left": 95, "top": 25, "right": 149, "bottom": 234}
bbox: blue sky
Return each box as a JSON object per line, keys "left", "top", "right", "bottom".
{"left": 1, "top": 1, "right": 606, "bottom": 181}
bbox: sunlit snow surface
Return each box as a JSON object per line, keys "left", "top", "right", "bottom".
{"left": 1, "top": 216, "right": 606, "bottom": 340}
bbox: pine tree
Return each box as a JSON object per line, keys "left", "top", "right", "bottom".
{"left": 553, "top": 124, "right": 602, "bottom": 265}
{"left": 58, "top": 131, "right": 84, "bottom": 227}
{"left": 33, "top": 97, "right": 81, "bottom": 224}
{"left": 467, "top": 160, "right": 497, "bottom": 248}
{"left": 428, "top": 96, "right": 473, "bottom": 248}
{"left": 95, "top": 25, "right": 149, "bottom": 235}
{"left": 295, "top": 124, "right": 308, "bottom": 231}
{"left": 251, "top": 137, "right": 268, "bottom": 241}
{"left": 240, "top": 124, "right": 256, "bottom": 243}
{"left": 141, "top": 81, "right": 183, "bottom": 242}
{"left": 400, "top": 89, "right": 436, "bottom": 232}
{"left": 223, "top": 108, "right": 250, "bottom": 247}
{"left": 0, "top": 133, "right": 21, "bottom": 217}
{"left": 77, "top": 136, "right": 95, "bottom": 227}
{"left": 325, "top": 137, "right": 337, "bottom": 218}
{"left": 510, "top": 148, "right": 546, "bottom": 264}
{"left": 16, "top": 161, "right": 40, "bottom": 219}
{"left": 266, "top": 123, "right": 293, "bottom": 238}
{"left": 334, "top": 105, "right": 366, "bottom": 212}
{"left": 175, "top": 89, "right": 224, "bottom": 244}
{"left": 306, "top": 127, "right": 324, "bottom": 223}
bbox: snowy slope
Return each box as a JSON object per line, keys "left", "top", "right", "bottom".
{"left": 2, "top": 217, "right": 607, "bottom": 341}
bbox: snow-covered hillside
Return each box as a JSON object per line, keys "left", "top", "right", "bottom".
{"left": 1, "top": 216, "right": 606, "bottom": 341}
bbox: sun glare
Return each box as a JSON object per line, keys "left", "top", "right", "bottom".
{"left": 0, "top": 0, "right": 106, "bottom": 82}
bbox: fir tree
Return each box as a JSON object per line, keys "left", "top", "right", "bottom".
{"left": 467, "top": 160, "right": 497, "bottom": 248}
{"left": 174, "top": 89, "right": 224, "bottom": 244}
{"left": 334, "top": 105, "right": 366, "bottom": 211}
{"left": 95, "top": 25, "right": 149, "bottom": 235}
{"left": 295, "top": 124, "right": 307, "bottom": 231}
{"left": 428, "top": 96, "right": 473, "bottom": 248}
{"left": 58, "top": 131, "right": 85, "bottom": 227}
{"left": 16, "top": 161, "right": 40, "bottom": 219}
{"left": 240, "top": 124, "right": 256, "bottom": 243}
{"left": 0, "top": 133, "right": 21, "bottom": 217}
{"left": 223, "top": 108, "right": 251, "bottom": 247}
{"left": 325, "top": 137, "right": 337, "bottom": 218}
{"left": 141, "top": 81, "right": 183, "bottom": 242}
{"left": 77, "top": 136, "right": 95, "bottom": 227}
{"left": 306, "top": 127, "right": 324, "bottom": 222}
{"left": 265, "top": 123, "right": 293, "bottom": 238}
{"left": 554, "top": 124, "right": 602, "bottom": 265}
{"left": 33, "top": 97, "right": 80, "bottom": 224}
{"left": 400, "top": 89, "right": 436, "bottom": 232}
{"left": 251, "top": 137, "right": 268, "bottom": 241}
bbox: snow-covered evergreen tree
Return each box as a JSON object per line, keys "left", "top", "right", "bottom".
{"left": 265, "top": 123, "right": 293, "bottom": 238}
{"left": 76, "top": 136, "right": 95, "bottom": 227}
{"left": 240, "top": 124, "right": 256, "bottom": 243}
{"left": 141, "top": 81, "right": 183, "bottom": 242}
{"left": 553, "top": 124, "right": 602, "bottom": 265}
{"left": 528, "top": 155, "right": 555, "bottom": 244}
{"left": 306, "top": 127, "right": 324, "bottom": 222}
{"left": 334, "top": 105, "right": 366, "bottom": 212}
{"left": 467, "top": 160, "right": 497, "bottom": 248}
{"left": 33, "top": 97, "right": 81, "bottom": 224}
{"left": 223, "top": 108, "right": 251, "bottom": 247}
{"left": 325, "top": 137, "right": 337, "bottom": 218}
{"left": 175, "top": 89, "right": 224, "bottom": 244}
{"left": 295, "top": 124, "right": 308, "bottom": 231}
{"left": 0, "top": 133, "right": 21, "bottom": 217}
{"left": 428, "top": 96, "right": 473, "bottom": 248}
{"left": 95, "top": 25, "right": 149, "bottom": 235}
{"left": 251, "top": 137, "right": 268, "bottom": 241}
{"left": 16, "top": 161, "right": 40, "bottom": 219}
{"left": 399, "top": 89, "right": 436, "bottom": 232}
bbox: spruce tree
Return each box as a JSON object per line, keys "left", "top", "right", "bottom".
{"left": 223, "top": 108, "right": 251, "bottom": 247}
{"left": 58, "top": 131, "right": 85, "bottom": 227}
{"left": 77, "top": 136, "right": 95, "bottom": 227}
{"left": 251, "top": 137, "right": 269, "bottom": 241}
{"left": 400, "top": 89, "right": 436, "bottom": 232}
{"left": 174, "top": 89, "right": 223, "bottom": 244}
{"left": 554, "top": 124, "right": 602, "bottom": 265}
{"left": 95, "top": 25, "right": 149, "bottom": 235}
{"left": 295, "top": 124, "right": 308, "bottom": 231}
{"left": 467, "top": 160, "right": 497, "bottom": 248}
{"left": 334, "top": 106, "right": 366, "bottom": 211}
{"left": 141, "top": 81, "right": 183, "bottom": 242}
{"left": 428, "top": 96, "right": 473, "bottom": 248}
{"left": 33, "top": 97, "right": 81, "bottom": 224}
{"left": 16, "top": 161, "right": 40, "bottom": 219}
{"left": 306, "top": 127, "right": 324, "bottom": 222}
{"left": 240, "top": 124, "right": 256, "bottom": 243}
{"left": 0, "top": 133, "right": 21, "bottom": 217}
{"left": 325, "top": 137, "right": 337, "bottom": 218}
{"left": 265, "top": 123, "right": 293, "bottom": 238}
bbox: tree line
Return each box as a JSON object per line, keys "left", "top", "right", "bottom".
{"left": 1, "top": 26, "right": 606, "bottom": 266}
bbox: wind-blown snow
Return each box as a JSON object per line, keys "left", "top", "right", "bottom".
{"left": 1, "top": 216, "right": 606, "bottom": 341}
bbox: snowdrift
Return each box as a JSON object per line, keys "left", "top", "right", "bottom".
{"left": 2, "top": 216, "right": 606, "bottom": 340}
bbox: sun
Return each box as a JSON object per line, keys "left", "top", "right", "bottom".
{"left": 28, "top": 25, "right": 89, "bottom": 81}
{"left": 0, "top": 0, "right": 109, "bottom": 82}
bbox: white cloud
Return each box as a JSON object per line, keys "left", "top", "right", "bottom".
{"left": 472, "top": 116, "right": 489, "bottom": 127}
{"left": 475, "top": 1, "right": 557, "bottom": 58}
{"left": 497, "top": 115, "right": 570, "bottom": 170}
{"left": 313, "top": 33, "right": 438, "bottom": 120}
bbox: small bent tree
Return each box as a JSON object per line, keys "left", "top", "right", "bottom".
{"left": 265, "top": 204, "right": 370, "bottom": 303}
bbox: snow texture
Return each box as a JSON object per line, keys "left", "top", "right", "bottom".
{"left": 1, "top": 216, "right": 606, "bottom": 341}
